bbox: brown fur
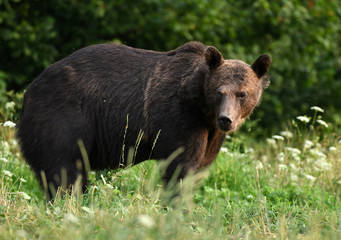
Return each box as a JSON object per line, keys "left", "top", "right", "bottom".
{"left": 16, "top": 41, "right": 271, "bottom": 198}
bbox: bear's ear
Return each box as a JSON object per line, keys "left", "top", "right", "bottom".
{"left": 205, "top": 46, "right": 224, "bottom": 70}
{"left": 251, "top": 54, "right": 272, "bottom": 79}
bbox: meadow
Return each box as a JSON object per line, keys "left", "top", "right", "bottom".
{"left": 1, "top": 102, "right": 340, "bottom": 239}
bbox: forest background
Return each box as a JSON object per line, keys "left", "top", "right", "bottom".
{"left": 1, "top": 0, "right": 341, "bottom": 135}
{"left": 1, "top": 1, "right": 341, "bottom": 239}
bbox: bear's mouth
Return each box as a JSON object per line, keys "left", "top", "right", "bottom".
{"left": 218, "top": 124, "right": 232, "bottom": 132}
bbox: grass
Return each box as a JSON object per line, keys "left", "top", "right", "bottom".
{"left": 1, "top": 102, "right": 341, "bottom": 239}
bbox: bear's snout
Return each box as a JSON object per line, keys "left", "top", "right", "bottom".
{"left": 217, "top": 114, "right": 232, "bottom": 131}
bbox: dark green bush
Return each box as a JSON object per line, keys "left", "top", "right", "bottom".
{"left": 1, "top": 0, "right": 340, "bottom": 132}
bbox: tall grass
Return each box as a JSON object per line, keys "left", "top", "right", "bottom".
{"left": 1, "top": 102, "right": 340, "bottom": 239}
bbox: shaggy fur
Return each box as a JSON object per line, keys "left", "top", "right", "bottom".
{"left": 16, "top": 42, "right": 271, "bottom": 198}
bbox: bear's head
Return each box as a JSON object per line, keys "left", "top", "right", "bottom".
{"left": 204, "top": 46, "right": 271, "bottom": 132}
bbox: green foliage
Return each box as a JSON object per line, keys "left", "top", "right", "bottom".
{"left": 1, "top": 0, "right": 341, "bottom": 132}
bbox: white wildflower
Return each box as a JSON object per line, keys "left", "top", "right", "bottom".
{"left": 247, "top": 194, "right": 254, "bottom": 199}
{"left": 304, "top": 174, "right": 316, "bottom": 181}
{"left": 310, "top": 106, "right": 324, "bottom": 113}
{"left": 278, "top": 164, "right": 287, "bottom": 170}
{"left": 272, "top": 135, "right": 285, "bottom": 141}
{"left": 10, "top": 139, "right": 18, "bottom": 147}
{"left": 246, "top": 148, "right": 254, "bottom": 154}
{"left": 136, "top": 214, "right": 155, "bottom": 229}
{"left": 2, "top": 121, "right": 16, "bottom": 128}
{"left": 220, "top": 147, "right": 228, "bottom": 153}
{"left": 316, "top": 151, "right": 327, "bottom": 159}
{"left": 308, "top": 148, "right": 326, "bottom": 159}
{"left": 290, "top": 173, "right": 298, "bottom": 182}
{"left": 3, "top": 170, "right": 13, "bottom": 177}
{"left": 285, "top": 147, "right": 301, "bottom": 155}
{"left": 316, "top": 120, "right": 328, "bottom": 128}
{"left": 280, "top": 131, "right": 293, "bottom": 138}
{"left": 20, "top": 178, "right": 27, "bottom": 183}
{"left": 65, "top": 213, "right": 80, "bottom": 225}
{"left": 296, "top": 116, "right": 310, "bottom": 123}
{"left": 5, "top": 101, "right": 15, "bottom": 110}
{"left": 0, "top": 157, "right": 8, "bottom": 163}
{"left": 289, "top": 163, "right": 298, "bottom": 172}
{"left": 255, "top": 161, "right": 264, "bottom": 170}
{"left": 314, "top": 159, "right": 331, "bottom": 172}
{"left": 304, "top": 140, "right": 314, "bottom": 149}
{"left": 2, "top": 141, "right": 10, "bottom": 152}
{"left": 267, "top": 138, "right": 276, "bottom": 146}
{"left": 329, "top": 146, "right": 337, "bottom": 152}
{"left": 277, "top": 152, "right": 285, "bottom": 162}
{"left": 285, "top": 147, "right": 302, "bottom": 161}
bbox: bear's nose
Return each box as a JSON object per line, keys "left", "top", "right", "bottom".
{"left": 218, "top": 114, "right": 232, "bottom": 130}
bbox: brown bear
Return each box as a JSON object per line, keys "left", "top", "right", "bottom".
{"left": 16, "top": 42, "right": 271, "bottom": 198}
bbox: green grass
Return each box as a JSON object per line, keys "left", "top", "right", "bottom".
{"left": 1, "top": 103, "right": 341, "bottom": 239}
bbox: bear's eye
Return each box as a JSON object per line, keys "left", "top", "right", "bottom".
{"left": 236, "top": 92, "right": 247, "bottom": 99}
{"left": 215, "top": 90, "right": 223, "bottom": 103}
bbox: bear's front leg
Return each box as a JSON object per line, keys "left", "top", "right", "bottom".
{"left": 160, "top": 128, "right": 225, "bottom": 189}
{"left": 160, "top": 133, "right": 208, "bottom": 189}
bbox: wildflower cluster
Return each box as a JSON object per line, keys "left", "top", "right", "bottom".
{"left": 1, "top": 101, "right": 31, "bottom": 201}
{"left": 262, "top": 106, "right": 340, "bottom": 187}
{"left": 296, "top": 106, "right": 329, "bottom": 128}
